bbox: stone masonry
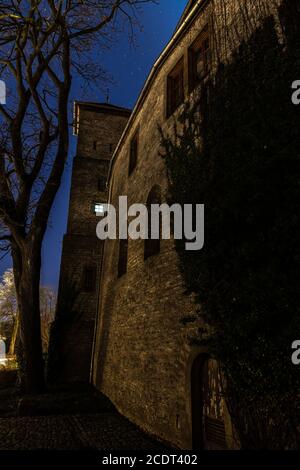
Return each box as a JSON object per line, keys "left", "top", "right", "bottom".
{"left": 91, "top": 0, "right": 284, "bottom": 450}
{"left": 53, "top": 103, "right": 130, "bottom": 383}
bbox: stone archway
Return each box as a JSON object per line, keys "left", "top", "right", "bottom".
{"left": 191, "top": 354, "right": 228, "bottom": 450}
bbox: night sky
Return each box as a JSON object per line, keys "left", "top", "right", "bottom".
{"left": 0, "top": 0, "right": 187, "bottom": 290}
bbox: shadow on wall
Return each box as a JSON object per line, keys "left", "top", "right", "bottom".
{"left": 160, "top": 0, "right": 300, "bottom": 450}
{"left": 47, "top": 278, "right": 83, "bottom": 384}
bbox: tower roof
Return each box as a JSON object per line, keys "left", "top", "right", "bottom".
{"left": 74, "top": 101, "right": 131, "bottom": 115}
{"left": 73, "top": 101, "right": 131, "bottom": 135}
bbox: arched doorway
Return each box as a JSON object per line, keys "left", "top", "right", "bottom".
{"left": 191, "top": 354, "right": 228, "bottom": 450}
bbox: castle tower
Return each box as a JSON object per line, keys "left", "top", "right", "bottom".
{"left": 52, "top": 102, "right": 131, "bottom": 384}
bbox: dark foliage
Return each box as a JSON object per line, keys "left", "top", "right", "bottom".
{"left": 160, "top": 1, "right": 300, "bottom": 449}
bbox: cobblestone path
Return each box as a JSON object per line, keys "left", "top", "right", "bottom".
{"left": 0, "top": 413, "right": 167, "bottom": 450}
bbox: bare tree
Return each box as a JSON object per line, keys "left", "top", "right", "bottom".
{"left": 0, "top": 0, "right": 154, "bottom": 393}
{"left": 40, "top": 285, "right": 56, "bottom": 353}
{"left": 0, "top": 268, "right": 55, "bottom": 356}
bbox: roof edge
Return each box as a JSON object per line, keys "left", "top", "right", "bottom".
{"left": 107, "top": 0, "right": 206, "bottom": 182}
{"left": 174, "top": 0, "right": 197, "bottom": 33}
{"left": 74, "top": 101, "right": 131, "bottom": 114}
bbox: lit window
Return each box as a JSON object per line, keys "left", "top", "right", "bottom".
{"left": 94, "top": 202, "right": 105, "bottom": 215}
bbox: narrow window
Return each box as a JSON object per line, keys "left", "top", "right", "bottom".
{"left": 128, "top": 131, "right": 138, "bottom": 176}
{"left": 188, "top": 25, "right": 210, "bottom": 91}
{"left": 82, "top": 266, "right": 96, "bottom": 292}
{"left": 144, "top": 186, "right": 161, "bottom": 260}
{"left": 93, "top": 141, "right": 97, "bottom": 151}
{"left": 118, "top": 239, "right": 128, "bottom": 278}
{"left": 167, "top": 58, "right": 184, "bottom": 117}
{"left": 98, "top": 176, "right": 107, "bottom": 192}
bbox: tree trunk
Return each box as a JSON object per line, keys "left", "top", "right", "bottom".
{"left": 12, "top": 241, "right": 45, "bottom": 394}
{"left": 8, "top": 313, "right": 19, "bottom": 356}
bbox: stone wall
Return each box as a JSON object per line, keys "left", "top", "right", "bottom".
{"left": 92, "top": 1, "right": 211, "bottom": 449}
{"left": 92, "top": 0, "right": 283, "bottom": 449}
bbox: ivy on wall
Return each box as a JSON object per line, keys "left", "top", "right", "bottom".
{"left": 160, "top": 0, "right": 300, "bottom": 449}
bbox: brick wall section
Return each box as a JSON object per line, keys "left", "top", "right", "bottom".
{"left": 77, "top": 106, "right": 130, "bottom": 161}
{"left": 92, "top": 2, "right": 211, "bottom": 449}
{"left": 67, "top": 156, "right": 109, "bottom": 235}
{"left": 92, "top": 0, "right": 282, "bottom": 449}
{"left": 52, "top": 104, "right": 130, "bottom": 384}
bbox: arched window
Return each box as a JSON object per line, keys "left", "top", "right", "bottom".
{"left": 128, "top": 130, "right": 139, "bottom": 176}
{"left": 144, "top": 185, "right": 161, "bottom": 260}
{"left": 98, "top": 175, "right": 107, "bottom": 192}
